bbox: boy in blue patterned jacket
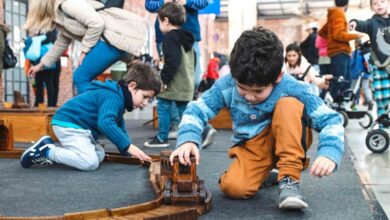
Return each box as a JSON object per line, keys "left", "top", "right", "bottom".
{"left": 20, "top": 63, "right": 162, "bottom": 171}
{"left": 169, "top": 27, "right": 344, "bottom": 209}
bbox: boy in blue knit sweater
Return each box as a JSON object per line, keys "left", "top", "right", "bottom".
{"left": 169, "top": 27, "right": 344, "bottom": 209}
{"left": 20, "top": 63, "right": 162, "bottom": 171}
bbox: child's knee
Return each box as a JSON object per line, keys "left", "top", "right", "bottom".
{"left": 219, "top": 178, "right": 255, "bottom": 199}
{"left": 77, "top": 158, "right": 100, "bottom": 171}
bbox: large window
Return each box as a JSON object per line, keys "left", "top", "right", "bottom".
{"left": 3, "top": 0, "right": 28, "bottom": 102}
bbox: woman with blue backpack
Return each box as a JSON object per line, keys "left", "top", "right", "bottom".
{"left": 24, "top": 0, "right": 146, "bottom": 95}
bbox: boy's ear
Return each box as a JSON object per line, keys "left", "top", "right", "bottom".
{"left": 275, "top": 72, "right": 284, "bottom": 83}
{"left": 162, "top": 17, "right": 169, "bottom": 24}
{"left": 128, "top": 81, "right": 137, "bottom": 90}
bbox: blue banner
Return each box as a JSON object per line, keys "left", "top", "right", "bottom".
{"left": 199, "top": 0, "right": 220, "bottom": 15}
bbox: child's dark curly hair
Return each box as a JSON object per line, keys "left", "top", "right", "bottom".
{"left": 229, "top": 26, "right": 284, "bottom": 86}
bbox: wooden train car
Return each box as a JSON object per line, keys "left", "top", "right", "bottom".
{"left": 160, "top": 150, "right": 208, "bottom": 205}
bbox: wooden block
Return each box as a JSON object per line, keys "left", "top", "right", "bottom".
{"left": 0, "top": 119, "right": 14, "bottom": 151}
{"left": 153, "top": 106, "right": 232, "bottom": 129}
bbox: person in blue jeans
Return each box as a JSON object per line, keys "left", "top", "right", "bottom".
{"left": 20, "top": 63, "right": 162, "bottom": 170}
{"left": 25, "top": 0, "right": 146, "bottom": 95}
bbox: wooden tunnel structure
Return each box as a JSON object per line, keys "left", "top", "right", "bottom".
{"left": 0, "top": 119, "right": 14, "bottom": 151}
{"left": 0, "top": 141, "right": 212, "bottom": 219}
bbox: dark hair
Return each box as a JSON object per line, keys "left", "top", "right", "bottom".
{"left": 122, "top": 62, "right": 162, "bottom": 95}
{"left": 229, "top": 26, "right": 284, "bottom": 86}
{"left": 285, "top": 43, "right": 302, "bottom": 66}
{"left": 335, "top": 0, "right": 349, "bottom": 7}
{"left": 158, "top": 2, "right": 186, "bottom": 26}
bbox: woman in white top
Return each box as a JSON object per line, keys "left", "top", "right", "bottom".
{"left": 283, "top": 43, "right": 332, "bottom": 95}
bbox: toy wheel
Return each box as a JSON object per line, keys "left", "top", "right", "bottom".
{"left": 366, "top": 129, "right": 389, "bottom": 153}
{"left": 359, "top": 112, "right": 373, "bottom": 129}
{"left": 199, "top": 189, "right": 207, "bottom": 204}
{"left": 163, "top": 189, "right": 172, "bottom": 204}
{"left": 339, "top": 111, "right": 348, "bottom": 127}
{"left": 163, "top": 180, "right": 172, "bottom": 205}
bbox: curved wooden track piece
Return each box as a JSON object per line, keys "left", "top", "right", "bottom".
{"left": 0, "top": 149, "right": 212, "bottom": 220}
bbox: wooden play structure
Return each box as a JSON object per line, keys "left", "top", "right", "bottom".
{"left": 0, "top": 119, "right": 14, "bottom": 151}
{"left": 0, "top": 145, "right": 212, "bottom": 219}
{"left": 0, "top": 107, "right": 57, "bottom": 142}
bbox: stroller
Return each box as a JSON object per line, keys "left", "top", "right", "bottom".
{"left": 323, "top": 76, "right": 373, "bottom": 128}
{"left": 365, "top": 111, "right": 390, "bottom": 153}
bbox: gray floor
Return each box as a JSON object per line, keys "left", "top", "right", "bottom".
{"left": 0, "top": 104, "right": 387, "bottom": 219}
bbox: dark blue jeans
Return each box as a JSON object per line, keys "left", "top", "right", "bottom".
{"left": 157, "top": 98, "right": 189, "bottom": 141}
{"left": 73, "top": 40, "right": 125, "bottom": 95}
{"left": 329, "top": 53, "right": 351, "bottom": 99}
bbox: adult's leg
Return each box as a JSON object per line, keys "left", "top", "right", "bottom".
{"left": 34, "top": 71, "right": 45, "bottom": 106}
{"left": 73, "top": 41, "right": 125, "bottom": 94}
{"left": 329, "top": 53, "right": 350, "bottom": 99}
{"left": 41, "top": 69, "right": 56, "bottom": 107}
{"left": 52, "top": 60, "right": 61, "bottom": 106}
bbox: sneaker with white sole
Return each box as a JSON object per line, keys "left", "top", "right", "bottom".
{"left": 144, "top": 136, "right": 169, "bottom": 148}
{"left": 20, "top": 135, "right": 54, "bottom": 168}
{"left": 201, "top": 126, "right": 217, "bottom": 148}
{"left": 278, "top": 176, "right": 308, "bottom": 209}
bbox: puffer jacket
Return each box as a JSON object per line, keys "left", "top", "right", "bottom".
{"left": 41, "top": 0, "right": 146, "bottom": 67}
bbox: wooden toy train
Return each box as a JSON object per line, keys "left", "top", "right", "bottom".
{"left": 159, "top": 150, "right": 210, "bottom": 205}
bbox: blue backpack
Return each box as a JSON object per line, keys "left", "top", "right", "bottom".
{"left": 23, "top": 35, "right": 56, "bottom": 70}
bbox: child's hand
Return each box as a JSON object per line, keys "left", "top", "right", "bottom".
{"left": 128, "top": 144, "right": 152, "bottom": 163}
{"left": 169, "top": 142, "right": 199, "bottom": 166}
{"left": 310, "top": 156, "right": 336, "bottom": 177}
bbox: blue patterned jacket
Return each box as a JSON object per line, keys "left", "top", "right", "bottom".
{"left": 176, "top": 73, "right": 345, "bottom": 167}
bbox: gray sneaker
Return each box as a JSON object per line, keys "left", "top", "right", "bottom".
{"left": 278, "top": 176, "right": 308, "bottom": 209}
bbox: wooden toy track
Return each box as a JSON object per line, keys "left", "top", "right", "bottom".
{"left": 0, "top": 148, "right": 212, "bottom": 220}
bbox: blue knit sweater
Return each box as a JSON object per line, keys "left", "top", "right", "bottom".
{"left": 145, "top": 0, "right": 208, "bottom": 43}
{"left": 177, "top": 74, "right": 345, "bottom": 167}
{"left": 52, "top": 80, "right": 131, "bottom": 154}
